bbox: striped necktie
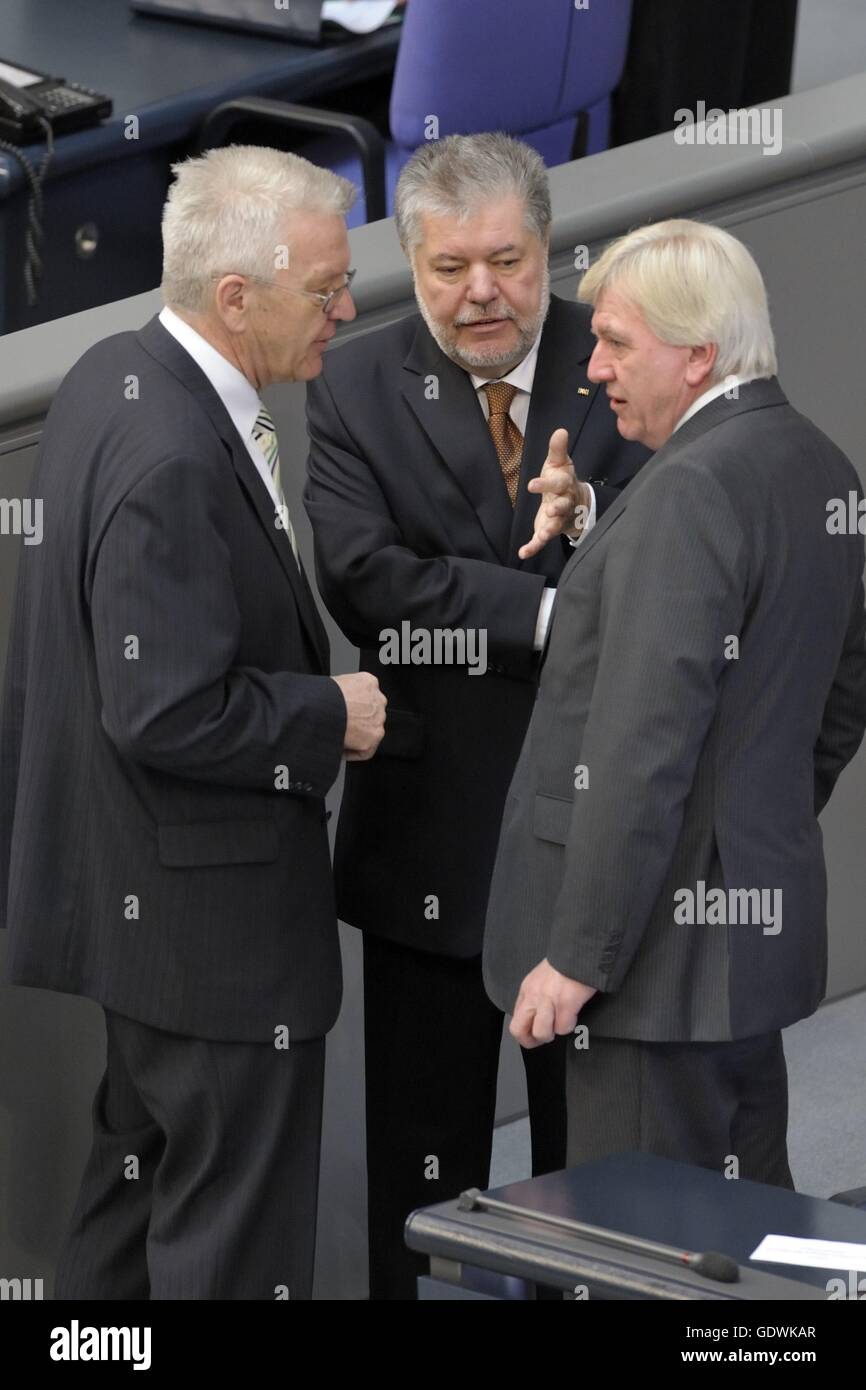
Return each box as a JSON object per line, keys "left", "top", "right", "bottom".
{"left": 251, "top": 403, "right": 300, "bottom": 565}
{"left": 482, "top": 380, "right": 524, "bottom": 507}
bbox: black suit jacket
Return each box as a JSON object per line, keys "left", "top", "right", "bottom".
{"left": 304, "top": 296, "right": 650, "bottom": 957}
{"left": 0, "top": 317, "right": 347, "bottom": 1042}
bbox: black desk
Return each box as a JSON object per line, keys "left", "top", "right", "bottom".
{"left": 405, "top": 1153, "right": 866, "bottom": 1299}
{"left": 0, "top": 0, "right": 401, "bottom": 332}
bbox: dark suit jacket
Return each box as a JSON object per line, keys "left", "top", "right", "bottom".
{"left": 304, "top": 296, "right": 650, "bottom": 957}
{"left": 484, "top": 379, "right": 866, "bottom": 1040}
{"left": 0, "top": 317, "right": 347, "bottom": 1042}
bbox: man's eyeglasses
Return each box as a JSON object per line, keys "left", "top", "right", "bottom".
{"left": 213, "top": 268, "right": 356, "bottom": 316}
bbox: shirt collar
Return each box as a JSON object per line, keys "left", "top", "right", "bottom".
{"left": 469, "top": 327, "right": 543, "bottom": 396}
{"left": 673, "top": 374, "right": 755, "bottom": 434}
{"left": 158, "top": 304, "right": 261, "bottom": 444}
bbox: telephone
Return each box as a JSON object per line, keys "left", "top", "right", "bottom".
{"left": 0, "top": 57, "right": 112, "bottom": 144}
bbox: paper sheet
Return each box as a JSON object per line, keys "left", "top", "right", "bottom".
{"left": 751, "top": 1233, "right": 866, "bottom": 1271}
{"left": 322, "top": 1, "right": 399, "bottom": 35}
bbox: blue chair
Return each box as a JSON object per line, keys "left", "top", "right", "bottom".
{"left": 388, "top": 0, "right": 633, "bottom": 169}
{"left": 197, "top": 0, "right": 634, "bottom": 226}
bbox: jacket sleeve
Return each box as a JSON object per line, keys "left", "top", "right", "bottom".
{"left": 545, "top": 464, "right": 747, "bottom": 992}
{"left": 814, "top": 571, "right": 866, "bottom": 815}
{"left": 592, "top": 480, "right": 630, "bottom": 517}
{"left": 0, "top": 568, "right": 28, "bottom": 927}
{"left": 303, "top": 372, "right": 547, "bottom": 678}
{"left": 90, "top": 453, "right": 346, "bottom": 795}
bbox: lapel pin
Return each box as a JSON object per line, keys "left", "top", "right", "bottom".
{"left": 577, "top": 386, "right": 591, "bottom": 396}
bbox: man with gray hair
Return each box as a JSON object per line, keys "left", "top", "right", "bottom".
{"left": 305, "top": 132, "right": 648, "bottom": 1297}
{"left": 484, "top": 218, "right": 866, "bottom": 1186}
{"left": 0, "top": 145, "right": 385, "bottom": 1298}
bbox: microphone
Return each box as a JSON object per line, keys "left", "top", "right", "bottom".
{"left": 457, "top": 1188, "right": 740, "bottom": 1284}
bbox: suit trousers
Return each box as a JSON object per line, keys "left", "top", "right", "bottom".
{"left": 54, "top": 1008, "right": 325, "bottom": 1300}
{"left": 363, "top": 932, "right": 567, "bottom": 1300}
{"left": 566, "top": 1029, "right": 795, "bottom": 1188}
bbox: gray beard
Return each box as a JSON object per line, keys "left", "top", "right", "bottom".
{"left": 415, "top": 268, "right": 551, "bottom": 373}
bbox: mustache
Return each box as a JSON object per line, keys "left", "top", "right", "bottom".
{"left": 453, "top": 306, "right": 518, "bottom": 326}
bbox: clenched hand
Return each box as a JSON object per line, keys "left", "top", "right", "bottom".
{"left": 509, "top": 957, "right": 598, "bottom": 1048}
{"left": 332, "top": 672, "right": 387, "bottom": 761}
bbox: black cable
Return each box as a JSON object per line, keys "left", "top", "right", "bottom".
{"left": 0, "top": 116, "right": 55, "bottom": 308}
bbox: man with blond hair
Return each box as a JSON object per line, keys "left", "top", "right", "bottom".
{"left": 484, "top": 218, "right": 866, "bottom": 1185}
{"left": 0, "top": 146, "right": 385, "bottom": 1298}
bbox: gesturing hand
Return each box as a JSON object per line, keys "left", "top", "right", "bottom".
{"left": 518, "top": 427, "right": 591, "bottom": 560}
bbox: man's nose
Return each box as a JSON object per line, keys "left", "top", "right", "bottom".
{"left": 465, "top": 267, "right": 499, "bottom": 303}
{"left": 587, "top": 343, "right": 613, "bottom": 382}
{"left": 333, "top": 291, "right": 357, "bottom": 324}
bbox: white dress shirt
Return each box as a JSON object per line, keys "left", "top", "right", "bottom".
{"left": 470, "top": 331, "right": 543, "bottom": 437}
{"left": 470, "top": 333, "right": 597, "bottom": 649}
{"left": 158, "top": 305, "right": 283, "bottom": 516}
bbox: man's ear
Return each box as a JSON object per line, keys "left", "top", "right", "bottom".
{"left": 214, "top": 273, "right": 251, "bottom": 333}
{"left": 685, "top": 342, "right": 718, "bottom": 390}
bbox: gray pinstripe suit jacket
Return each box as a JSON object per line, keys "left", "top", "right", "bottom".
{"left": 483, "top": 379, "right": 866, "bottom": 1042}
{"left": 0, "top": 317, "right": 347, "bottom": 1042}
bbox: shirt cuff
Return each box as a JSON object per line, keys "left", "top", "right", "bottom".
{"left": 533, "top": 586, "right": 556, "bottom": 650}
{"left": 566, "top": 484, "right": 597, "bottom": 547}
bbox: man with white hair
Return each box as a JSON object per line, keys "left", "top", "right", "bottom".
{"left": 484, "top": 218, "right": 866, "bottom": 1185}
{"left": 0, "top": 145, "right": 385, "bottom": 1299}
{"left": 304, "top": 132, "right": 649, "bottom": 1297}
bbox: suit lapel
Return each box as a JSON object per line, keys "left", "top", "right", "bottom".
{"left": 401, "top": 321, "right": 514, "bottom": 562}
{"left": 508, "top": 296, "right": 599, "bottom": 565}
{"left": 138, "top": 317, "right": 330, "bottom": 671}
{"left": 230, "top": 442, "right": 331, "bottom": 670}
{"left": 559, "top": 376, "right": 789, "bottom": 580}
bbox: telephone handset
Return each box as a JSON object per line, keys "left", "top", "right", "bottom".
{"left": 0, "top": 57, "right": 112, "bottom": 144}
{"left": 0, "top": 59, "right": 111, "bottom": 308}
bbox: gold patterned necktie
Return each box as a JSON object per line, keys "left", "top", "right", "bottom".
{"left": 251, "top": 404, "right": 300, "bottom": 566}
{"left": 482, "top": 380, "right": 524, "bottom": 507}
